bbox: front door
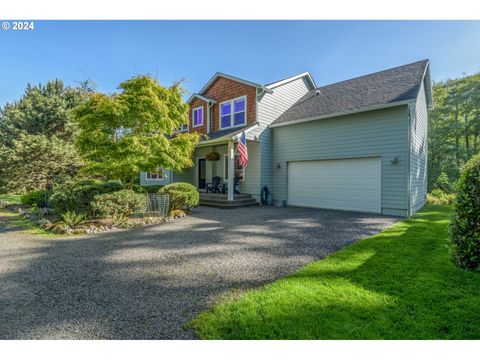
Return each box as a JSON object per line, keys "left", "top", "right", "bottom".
{"left": 198, "top": 158, "right": 206, "bottom": 190}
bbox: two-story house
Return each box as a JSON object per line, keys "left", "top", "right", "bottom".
{"left": 141, "top": 59, "right": 432, "bottom": 217}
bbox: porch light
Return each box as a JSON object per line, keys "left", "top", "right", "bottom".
{"left": 391, "top": 156, "right": 399, "bottom": 164}
{"left": 276, "top": 163, "right": 281, "bottom": 169}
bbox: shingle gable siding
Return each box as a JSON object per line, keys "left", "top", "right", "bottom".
{"left": 203, "top": 76, "right": 257, "bottom": 133}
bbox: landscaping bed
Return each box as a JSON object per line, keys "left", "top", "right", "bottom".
{"left": 0, "top": 180, "right": 198, "bottom": 235}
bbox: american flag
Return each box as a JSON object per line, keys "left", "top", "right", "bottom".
{"left": 236, "top": 131, "right": 248, "bottom": 168}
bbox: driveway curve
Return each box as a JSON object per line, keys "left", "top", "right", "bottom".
{"left": 0, "top": 206, "right": 397, "bottom": 339}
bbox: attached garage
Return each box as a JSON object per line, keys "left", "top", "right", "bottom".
{"left": 287, "top": 157, "right": 381, "bottom": 213}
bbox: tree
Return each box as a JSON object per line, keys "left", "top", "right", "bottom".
{"left": 428, "top": 72, "right": 480, "bottom": 191}
{"left": 0, "top": 79, "right": 92, "bottom": 146}
{"left": 0, "top": 134, "right": 83, "bottom": 192}
{"left": 0, "top": 79, "right": 92, "bottom": 193}
{"left": 73, "top": 75, "right": 199, "bottom": 185}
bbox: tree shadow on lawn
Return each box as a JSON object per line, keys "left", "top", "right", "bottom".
{"left": 0, "top": 206, "right": 398, "bottom": 339}
{"left": 190, "top": 206, "right": 480, "bottom": 339}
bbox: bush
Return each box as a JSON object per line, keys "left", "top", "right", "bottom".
{"left": 450, "top": 154, "right": 480, "bottom": 271}
{"left": 434, "top": 172, "right": 452, "bottom": 193}
{"left": 50, "top": 179, "right": 124, "bottom": 215}
{"left": 91, "top": 190, "right": 146, "bottom": 219}
{"left": 159, "top": 182, "right": 199, "bottom": 211}
{"left": 21, "top": 189, "right": 51, "bottom": 207}
{"left": 426, "top": 189, "right": 455, "bottom": 205}
{"left": 61, "top": 211, "right": 86, "bottom": 229}
{"left": 131, "top": 184, "right": 164, "bottom": 194}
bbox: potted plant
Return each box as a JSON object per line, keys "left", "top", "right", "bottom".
{"left": 206, "top": 151, "right": 220, "bottom": 161}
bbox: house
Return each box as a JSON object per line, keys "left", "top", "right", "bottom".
{"left": 141, "top": 59, "right": 432, "bottom": 216}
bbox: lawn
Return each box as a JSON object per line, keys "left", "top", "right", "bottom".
{"left": 0, "top": 193, "right": 21, "bottom": 204}
{"left": 189, "top": 205, "right": 480, "bottom": 339}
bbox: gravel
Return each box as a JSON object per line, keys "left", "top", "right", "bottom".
{"left": 0, "top": 206, "right": 398, "bottom": 339}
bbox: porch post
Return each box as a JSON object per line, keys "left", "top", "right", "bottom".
{"left": 227, "top": 140, "right": 234, "bottom": 201}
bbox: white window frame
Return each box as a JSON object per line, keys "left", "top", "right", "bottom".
{"left": 173, "top": 123, "right": 189, "bottom": 133}
{"left": 223, "top": 154, "right": 245, "bottom": 183}
{"left": 219, "top": 96, "right": 247, "bottom": 130}
{"left": 145, "top": 168, "right": 165, "bottom": 181}
{"left": 192, "top": 106, "right": 204, "bottom": 128}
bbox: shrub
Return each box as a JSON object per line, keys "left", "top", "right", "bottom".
{"left": 169, "top": 209, "right": 186, "bottom": 218}
{"left": 434, "top": 172, "right": 452, "bottom": 193}
{"left": 91, "top": 190, "right": 146, "bottom": 219}
{"left": 50, "top": 179, "right": 124, "bottom": 215}
{"left": 21, "top": 189, "right": 51, "bottom": 207}
{"left": 159, "top": 182, "right": 199, "bottom": 211}
{"left": 450, "top": 154, "right": 480, "bottom": 271}
{"left": 426, "top": 189, "right": 455, "bottom": 205}
{"left": 131, "top": 184, "right": 164, "bottom": 194}
{"left": 61, "top": 211, "right": 86, "bottom": 229}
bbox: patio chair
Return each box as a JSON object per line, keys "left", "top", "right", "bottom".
{"left": 206, "top": 176, "right": 222, "bottom": 194}
{"left": 222, "top": 176, "right": 241, "bottom": 195}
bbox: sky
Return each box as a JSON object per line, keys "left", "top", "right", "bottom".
{"left": 1, "top": 20, "right": 480, "bottom": 106}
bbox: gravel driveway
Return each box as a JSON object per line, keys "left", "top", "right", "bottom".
{"left": 0, "top": 206, "right": 398, "bottom": 339}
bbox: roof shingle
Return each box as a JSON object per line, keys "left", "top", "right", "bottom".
{"left": 271, "top": 60, "right": 429, "bottom": 126}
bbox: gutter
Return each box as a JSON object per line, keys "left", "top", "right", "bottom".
{"left": 269, "top": 100, "right": 414, "bottom": 128}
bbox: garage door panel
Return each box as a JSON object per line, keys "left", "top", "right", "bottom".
{"left": 287, "top": 157, "right": 381, "bottom": 213}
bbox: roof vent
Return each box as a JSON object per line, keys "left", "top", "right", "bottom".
{"left": 315, "top": 89, "right": 321, "bottom": 96}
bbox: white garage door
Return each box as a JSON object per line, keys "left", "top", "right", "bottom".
{"left": 287, "top": 157, "right": 381, "bottom": 213}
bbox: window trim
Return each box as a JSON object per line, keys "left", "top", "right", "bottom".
{"left": 173, "top": 123, "right": 189, "bottom": 133}
{"left": 223, "top": 154, "right": 245, "bottom": 183}
{"left": 219, "top": 95, "right": 247, "bottom": 130}
{"left": 145, "top": 168, "right": 165, "bottom": 181}
{"left": 192, "top": 106, "right": 204, "bottom": 128}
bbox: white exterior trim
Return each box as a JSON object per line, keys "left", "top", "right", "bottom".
{"left": 145, "top": 169, "right": 165, "bottom": 181}
{"left": 269, "top": 100, "right": 414, "bottom": 128}
{"left": 186, "top": 93, "right": 217, "bottom": 105}
{"left": 219, "top": 95, "right": 247, "bottom": 130}
{"left": 192, "top": 106, "right": 204, "bottom": 128}
{"left": 266, "top": 72, "right": 317, "bottom": 89}
{"left": 196, "top": 72, "right": 273, "bottom": 98}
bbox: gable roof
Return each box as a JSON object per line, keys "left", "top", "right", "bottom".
{"left": 270, "top": 60, "right": 432, "bottom": 127}
{"left": 266, "top": 72, "right": 317, "bottom": 89}
{"left": 187, "top": 71, "right": 318, "bottom": 104}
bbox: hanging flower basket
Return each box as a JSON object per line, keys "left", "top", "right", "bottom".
{"left": 206, "top": 151, "right": 220, "bottom": 161}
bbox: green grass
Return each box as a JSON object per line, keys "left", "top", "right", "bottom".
{"left": 0, "top": 208, "right": 56, "bottom": 237}
{"left": 189, "top": 205, "right": 480, "bottom": 339}
{"left": 0, "top": 193, "right": 22, "bottom": 204}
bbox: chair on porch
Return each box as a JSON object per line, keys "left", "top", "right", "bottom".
{"left": 206, "top": 176, "right": 222, "bottom": 194}
{"left": 222, "top": 176, "right": 241, "bottom": 195}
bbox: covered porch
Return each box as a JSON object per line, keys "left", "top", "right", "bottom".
{"left": 173, "top": 126, "right": 261, "bottom": 202}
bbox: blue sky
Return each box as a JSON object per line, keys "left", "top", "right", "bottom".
{"left": 1, "top": 20, "right": 480, "bottom": 106}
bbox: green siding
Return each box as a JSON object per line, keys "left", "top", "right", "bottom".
{"left": 257, "top": 77, "right": 312, "bottom": 194}
{"left": 272, "top": 106, "right": 410, "bottom": 216}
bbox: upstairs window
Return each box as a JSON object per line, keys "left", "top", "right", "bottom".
{"left": 220, "top": 96, "right": 246, "bottom": 129}
{"left": 192, "top": 106, "right": 203, "bottom": 128}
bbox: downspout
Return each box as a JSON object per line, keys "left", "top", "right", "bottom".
{"left": 206, "top": 101, "right": 211, "bottom": 134}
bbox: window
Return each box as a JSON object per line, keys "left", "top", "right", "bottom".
{"left": 174, "top": 123, "right": 188, "bottom": 133}
{"left": 220, "top": 96, "right": 246, "bottom": 129}
{"left": 146, "top": 168, "right": 164, "bottom": 181}
{"left": 224, "top": 154, "right": 245, "bottom": 182}
{"left": 192, "top": 106, "right": 203, "bottom": 128}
